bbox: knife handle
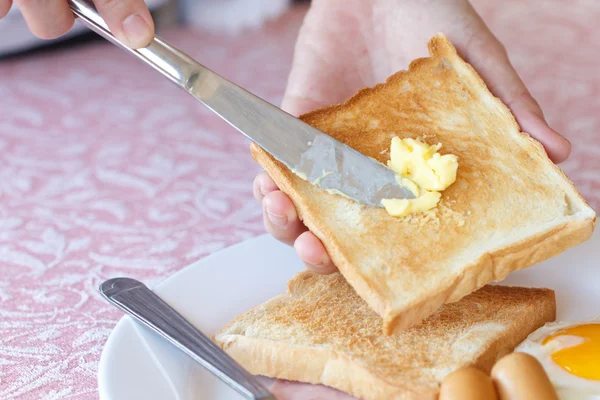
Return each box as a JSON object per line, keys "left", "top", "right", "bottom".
{"left": 99, "top": 278, "right": 275, "bottom": 400}
{"left": 68, "top": 0, "right": 200, "bottom": 90}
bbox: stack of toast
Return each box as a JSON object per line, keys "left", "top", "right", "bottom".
{"left": 215, "top": 34, "right": 596, "bottom": 399}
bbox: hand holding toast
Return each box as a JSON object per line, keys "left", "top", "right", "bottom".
{"left": 255, "top": 0, "right": 572, "bottom": 272}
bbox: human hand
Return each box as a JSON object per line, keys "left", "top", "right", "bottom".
{"left": 0, "top": 0, "right": 154, "bottom": 49}
{"left": 254, "top": 0, "right": 571, "bottom": 274}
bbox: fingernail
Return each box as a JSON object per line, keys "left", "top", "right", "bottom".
{"left": 318, "top": 252, "right": 333, "bottom": 270}
{"left": 259, "top": 183, "right": 270, "bottom": 197}
{"left": 305, "top": 261, "right": 322, "bottom": 270}
{"left": 121, "top": 14, "right": 152, "bottom": 48}
{"left": 266, "top": 210, "right": 288, "bottom": 227}
{"left": 306, "top": 254, "right": 331, "bottom": 270}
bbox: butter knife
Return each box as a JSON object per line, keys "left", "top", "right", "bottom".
{"left": 100, "top": 277, "right": 275, "bottom": 400}
{"left": 68, "top": 0, "right": 414, "bottom": 206}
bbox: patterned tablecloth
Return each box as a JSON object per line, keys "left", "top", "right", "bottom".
{"left": 1, "top": 1, "right": 598, "bottom": 398}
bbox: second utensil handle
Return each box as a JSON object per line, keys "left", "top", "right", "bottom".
{"left": 101, "top": 278, "right": 274, "bottom": 400}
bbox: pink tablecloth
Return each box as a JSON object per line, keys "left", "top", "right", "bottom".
{"left": 1, "top": 2, "right": 598, "bottom": 399}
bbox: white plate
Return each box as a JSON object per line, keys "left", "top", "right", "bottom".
{"left": 98, "top": 231, "right": 600, "bottom": 400}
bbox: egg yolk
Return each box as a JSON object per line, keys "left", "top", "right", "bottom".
{"left": 542, "top": 323, "right": 600, "bottom": 380}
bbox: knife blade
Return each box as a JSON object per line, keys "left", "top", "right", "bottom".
{"left": 69, "top": 0, "right": 415, "bottom": 207}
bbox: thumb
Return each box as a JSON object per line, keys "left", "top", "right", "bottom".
{"left": 92, "top": 0, "right": 154, "bottom": 49}
{"left": 459, "top": 30, "right": 571, "bottom": 163}
{"left": 281, "top": 85, "right": 332, "bottom": 117}
{"left": 280, "top": 93, "right": 318, "bottom": 117}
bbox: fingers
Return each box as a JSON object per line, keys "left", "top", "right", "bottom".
{"left": 254, "top": 170, "right": 336, "bottom": 273}
{"left": 255, "top": 171, "right": 307, "bottom": 246}
{"left": 460, "top": 25, "right": 571, "bottom": 163}
{"left": 294, "top": 231, "right": 337, "bottom": 274}
{"left": 281, "top": 95, "right": 325, "bottom": 118}
{"left": 262, "top": 190, "right": 307, "bottom": 246}
{"left": 253, "top": 171, "right": 279, "bottom": 202}
{"left": 0, "top": 0, "right": 12, "bottom": 19}
{"left": 280, "top": 0, "right": 371, "bottom": 117}
{"left": 14, "top": 0, "right": 74, "bottom": 39}
{"left": 13, "top": 0, "right": 153, "bottom": 48}
{"left": 506, "top": 94, "right": 571, "bottom": 162}
{"left": 92, "top": 0, "right": 154, "bottom": 49}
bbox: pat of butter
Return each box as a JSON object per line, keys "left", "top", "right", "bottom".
{"left": 382, "top": 137, "right": 458, "bottom": 217}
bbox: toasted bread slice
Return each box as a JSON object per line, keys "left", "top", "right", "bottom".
{"left": 215, "top": 271, "right": 556, "bottom": 400}
{"left": 251, "top": 34, "right": 595, "bottom": 334}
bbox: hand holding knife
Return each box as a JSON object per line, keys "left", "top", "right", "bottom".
{"left": 67, "top": 0, "right": 414, "bottom": 207}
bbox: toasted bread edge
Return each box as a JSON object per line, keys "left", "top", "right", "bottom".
{"left": 215, "top": 283, "right": 556, "bottom": 400}
{"left": 251, "top": 33, "right": 595, "bottom": 335}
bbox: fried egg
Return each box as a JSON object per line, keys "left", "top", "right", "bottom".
{"left": 515, "top": 318, "right": 600, "bottom": 400}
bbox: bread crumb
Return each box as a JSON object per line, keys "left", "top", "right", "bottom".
{"left": 369, "top": 120, "right": 380, "bottom": 129}
{"left": 402, "top": 208, "right": 440, "bottom": 228}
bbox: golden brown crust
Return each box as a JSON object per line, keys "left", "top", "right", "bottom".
{"left": 221, "top": 338, "right": 426, "bottom": 400}
{"left": 251, "top": 33, "right": 595, "bottom": 333}
{"left": 216, "top": 272, "right": 556, "bottom": 400}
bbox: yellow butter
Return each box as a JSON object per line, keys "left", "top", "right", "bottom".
{"left": 382, "top": 137, "right": 458, "bottom": 217}
{"left": 382, "top": 191, "right": 442, "bottom": 217}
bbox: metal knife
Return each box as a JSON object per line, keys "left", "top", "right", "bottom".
{"left": 100, "top": 277, "right": 275, "bottom": 400}
{"left": 68, "top": 0, "right": 414, "bottom": 207}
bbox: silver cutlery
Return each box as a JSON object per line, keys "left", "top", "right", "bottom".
{"left": 100, "top": 277, "right": 275, "bottom": 400}
{"left": 68, "top": 0, "right": 414, "bottom": 207}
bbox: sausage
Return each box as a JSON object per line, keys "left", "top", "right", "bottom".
{"left": 491, "top": 352, "right": 559, "bottom": 400}
{"left": 439, "top": 367, "right": 498, "bottom": 400}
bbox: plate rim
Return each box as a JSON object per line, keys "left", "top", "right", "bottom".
{"left": 98, "top": 230, "right": 600, "bottom": 398}
{"left": 97, "top": 234, "right": 273, "bottom": 399}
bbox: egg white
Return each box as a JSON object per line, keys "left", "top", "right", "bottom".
{"left": 515, "top": 318, "right": 600, "bottom": 400}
